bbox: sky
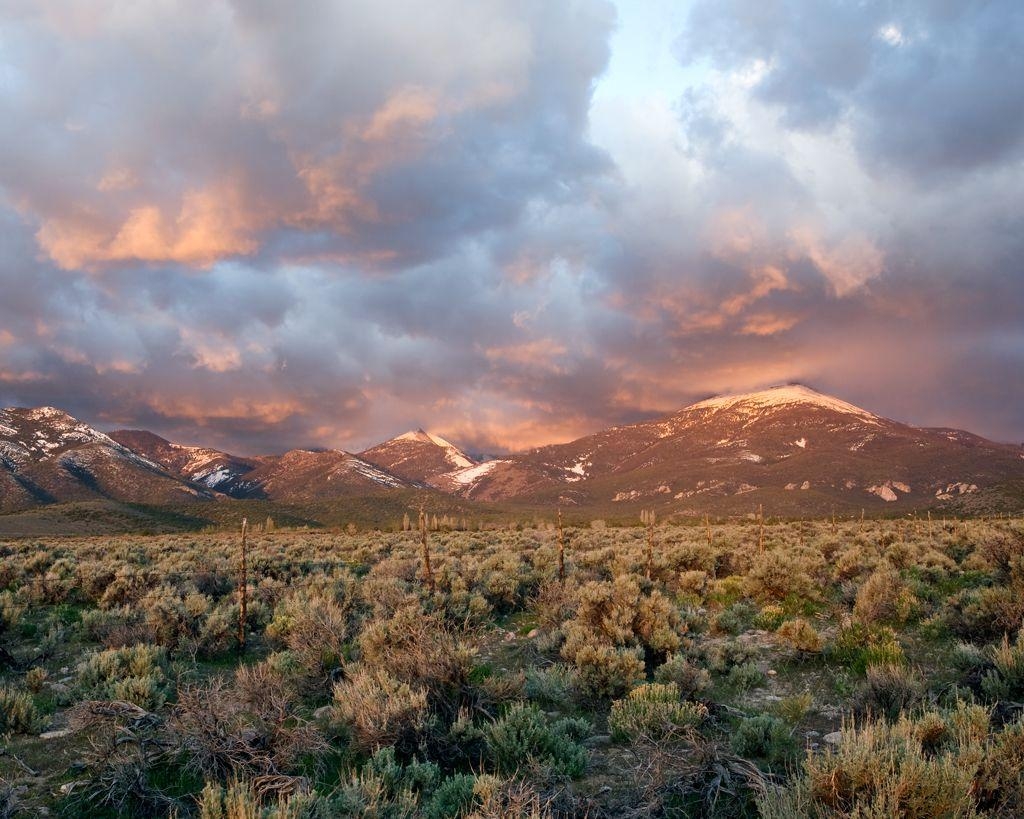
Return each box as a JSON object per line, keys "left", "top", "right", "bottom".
{"left": 0, "top": 0, "right": 1022, "bottom": 455}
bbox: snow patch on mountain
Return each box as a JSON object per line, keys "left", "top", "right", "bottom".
{"left": 450, "top": 459, "right": 503, "bottom": 486}
{"left": 395, "top": 429, "right": 474, "bottom": 469}
{"left": 690, "top": 385, "right": 881, "bottom": 424}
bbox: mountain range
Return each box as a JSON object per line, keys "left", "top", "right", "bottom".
{"left": 2, "top": 385, "right": 1022, "bottom": 517}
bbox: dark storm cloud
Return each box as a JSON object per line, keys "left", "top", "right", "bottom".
{"left": 678, "top": 0, "right": 1024, "bottom": 181}
{"left": 0, "top": 0, "right": 1021, "bottom": 453}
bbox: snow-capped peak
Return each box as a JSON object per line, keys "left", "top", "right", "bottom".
{"left": 394, "top": 429, "right": 474, "bottom": 469}
{"left": 687, "top": 384, "right": 880, "bottom": 423}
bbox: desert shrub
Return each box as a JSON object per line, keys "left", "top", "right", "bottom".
{"left": 485, "top": 703, "right": 589, "bottom": 778}
{"left": 980, "top": 629, "right": 1024, "bottom": 702}
{"left": 0, "top": 684, "right": 46, "bottom": 734}
{"left": 172, "top": 664, "right": 326, "bottom": 788}
{"left": 853, "top": 663, "right": 923, "bottom": 722}
{"left": 704, "top": 639, "right": 756, "bottom": 674}
{"left": 745, "top": 548, "right": 824, "bottom": 606}
{"left": 531, "top": 580, "right": 578, "bottom": 633}
{"left": 730, "top": 713, "right": 795, "bottom": 767}
{"left": 827, "top": 623, "right": 905, "bottom": 673}
{"left": 676, "top": 569, "right": 709, "bottom": 600}
{"left": 853, "top": 563, "right": 917, "bottom": 625}
{"left": 561, "top": 642, "right": 645, "bottom": 700}
{"left": 266, "top": 587, "right": 352, "bottom": 677}
{"left": 524, "top": 664, "right": 577, "bottom": 710}
{"left": 653, "top": 653, "right": 711, "bottom": 699}
{"left": 754, "top": 604, "right": 786, "bottom": 631}
{"left": 198, "top": 780, "right": 325, "bottom": 819}
{"left": 945, "top": 585, "right": 1024, "bottom": 642}
{"left": 358, "top": 604, "right": 475, "bottom": 715}
{"left": 758, "top": 703, "right": 1023, "bottom": 818}
{"left": 776, "top": 618, "right": 823, "bottom": 653}
{"left": 98, "top": 566, "right": 158, "bottom": 609}
{"left": 331, "top": 746, "right": 439, "bottom": 817}
{"left": 560, "top": 576, "right": 683, "bottom": 697}
{"left": 714, "top": 601, "right": 757, "bottom": 635}
{"left": 332, "top": 666, "right": 429, "bottom": 754}
{"left": 726, "top": 662, "right": 767, "bottom": 691}
{"left": 24, "top": 665, "right": 48, "bottom": 693}
{"left": 608, "top": 683, "right": 708, "bottom": 742}
{"left": 76, "top": 643, "right": 171, "bottom": 711}
{"left": 421, "top": 773, "right": 477, "bottom": 819}
{"left": 951, "top": 641, "right": 987, "bottom": 672}
{"left": 772, "top": 692, "right": 814, "bottom": 726}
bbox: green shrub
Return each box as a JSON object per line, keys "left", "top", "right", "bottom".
{"left": 0, "top": 685, "right": 46, "bottom": 734}
{"left": 608, "top": 683, "right": 708, "bottom": 742}
{"left": 485, "top": 703, "right": 589, "bottom": 778}
{"left": 758, "top": 703, "right": 1023, "bottom": 818}
{"left": 854, "top": 663, "right": 923, "bottom": 722}
{"left": 524, "top": 664, "right": 577, "bottom": 709}
{"left": 653, "top": 653, "right": 711, "bottom": 699}
{"left": 422, "top": 774, "right": 477, "bottom": 819}
{"left": 76, "top": 643, "right": 170, "bottom": 710}
{"left": 730, "top": 713, "right": 795, "bottom": 766}
{"left": 715, "top": 601, "right": 757, "bottom": 635}
{"left": 980, "top": 629, "right": 1024, "bottom": 702}
{"left": 727, "top": 662, "right": 767, "bottom": 691}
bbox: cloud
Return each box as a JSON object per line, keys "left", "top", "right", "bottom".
{"left": 0, "top": 0, "right": 1021, "bottom": 454}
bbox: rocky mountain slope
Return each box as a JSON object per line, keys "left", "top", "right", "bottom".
{"left": 440, "top": 385, "right": 1024, "bottom": 513}
{"left": 359, "top": 429, "right": 476, "bottom": 485}
{"left": 109, "top": 429, "right": 416, "bottom": 502}
{"left": 6, "top": 386, "right": 1023, "bottom": 516}
{"left": 0, "top": 407, "right": 211, "bottom": 511}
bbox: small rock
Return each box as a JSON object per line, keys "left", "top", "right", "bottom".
{"left": 809, "top": 742, "right": 820, "bottom": 751}
{"left": 48, "top": 682, "right": 70, "bottom": 696}
{"left": 805, "top": 730, "right": 820, "bottom": 738}
{"left": 313, "top": 705, "right": 333, "bottom": 721}
{"left": 526, "top": 628, "right": 540, "bottom": 639}
{"left": 766, "top": 669, "right": 777, "bottom": 676}
{"left": 59, "top": 782, "right": 80, "bottom": 795}
{"left": 823, "top": 731, "right": 843, "bottom": 746}
{"left": 40, "top": 729, "right": 71, "bottom": 740}
{"left": 584, "top": 734, "right": 612, "bottom": 748}
{"left": 504, "top": 631, "right": 516, "bottom": 642}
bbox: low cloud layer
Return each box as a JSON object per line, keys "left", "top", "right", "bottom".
{"left": 0, "top": 0, "right": 1022, "bottom": 454}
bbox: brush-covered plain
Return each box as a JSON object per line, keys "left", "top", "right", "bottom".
{"left": 1, "top": 516, "right": 1023, "bottom": 817}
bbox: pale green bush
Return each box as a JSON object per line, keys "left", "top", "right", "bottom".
{"left": 0, "top": 684, "right": 46, "bottom": 734}
{"left": 332, "top": 666, "right": 429, "bottom": 754}
{"left": 75, "top": 643, "right": 170, "bottom": 710}
{"left": 485, "top": 703, "right": 589, "bottom": 778}
{"left": 608, "top": 683, "right": 707, "bottom": 742}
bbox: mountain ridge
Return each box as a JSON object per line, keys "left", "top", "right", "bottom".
{"left": 4, "top": 385, "right": 1023, "bottom": 515}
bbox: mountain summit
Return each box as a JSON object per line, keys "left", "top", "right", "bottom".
{"left": 5, "top": 387, "right": 1023, "bottom": 515}
{"left": 441, "top": 385, "right": 1024, "bottom": 513}
{"left": 360, "top": 429, "right": 476, "bottom": 485}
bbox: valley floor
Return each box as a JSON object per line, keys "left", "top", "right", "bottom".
{"left": 1, "top": 516, "right": 1023, "bottom": 817}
